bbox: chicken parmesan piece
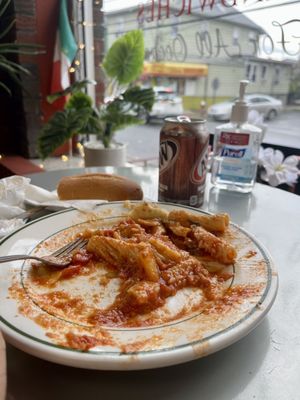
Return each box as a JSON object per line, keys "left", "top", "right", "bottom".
{"left": 87, "top": 235, "right": 160, "bottom": 282}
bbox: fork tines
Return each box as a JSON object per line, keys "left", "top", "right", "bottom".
{"left": 51, "top": 237, "right": 88, "bottom": 257}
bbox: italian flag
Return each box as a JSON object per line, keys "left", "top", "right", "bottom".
{"left": 50, "top": 0, "right": 77, "bottom": 106}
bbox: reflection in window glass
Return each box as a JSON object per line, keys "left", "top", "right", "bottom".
{"left": 98, "top": 0, "right": 300, "bottom": 157}
{"left": 101, "top": 2, "right": 297, "bottom": 105}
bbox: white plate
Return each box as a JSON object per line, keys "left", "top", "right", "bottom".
{"left": 0, "top": 201, "right": 278, "bottom": 370}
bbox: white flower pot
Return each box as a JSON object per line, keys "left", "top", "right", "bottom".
{"left": 83, "top": 141, "right": 127, "bottom": 167}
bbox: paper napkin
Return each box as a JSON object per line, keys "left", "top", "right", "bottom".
{"left": 0, "top": 175, "right": 107, "bottom": 237}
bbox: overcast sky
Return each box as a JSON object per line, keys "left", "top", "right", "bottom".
{"left": 102, "top": 0, "right": 300, "bottom": 58}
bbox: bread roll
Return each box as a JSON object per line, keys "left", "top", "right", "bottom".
{"left": 57, "top": 173, "right": 143, "bottom": 201}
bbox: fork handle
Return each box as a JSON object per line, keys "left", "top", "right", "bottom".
{"left": 0, "top": 255, "right": 44, "bottom": 263}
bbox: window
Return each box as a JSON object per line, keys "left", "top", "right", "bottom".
{"left": 249, "top": 97, "right": 270, "bottom": 104}
{"left": 98, "top": 0, "right": 299, "bottom": 160}
{"left": 117, "top": 17, "right": 124, "bottom": 37}
{"left": 246, "top": 63, "right": 259, "bottom": 82}
{"left": 246, "top": 64, "right": 251, "bottom": 80}
{"left": 232, "top": 28, "right": 239, "bottom": 46}
{"left": 274, "top": 67, "right": 280, "bottom": 85}
{"left": 252, "top": 65, "right": 257, "bottom": 82}
{"left": 261, "top": 65, "right": 267, "bottom": 80}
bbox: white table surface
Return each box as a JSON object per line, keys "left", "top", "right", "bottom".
{"left": 4, "top": 166, "right": 300, "bottom": 400}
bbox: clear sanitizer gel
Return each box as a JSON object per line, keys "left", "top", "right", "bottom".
{"left": 211, "top": 80, "right": 262, "bottom": 193}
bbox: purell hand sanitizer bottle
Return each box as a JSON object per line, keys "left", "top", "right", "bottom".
{"left": 211, "top": 81, "right": 262, "bottom": 193}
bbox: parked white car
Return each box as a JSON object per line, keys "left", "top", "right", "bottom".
{"left": 147, "top": 86, "right": 183, "bottom": 122}
{"left": 208, "top": 94, "right": 283, "bottom": 121}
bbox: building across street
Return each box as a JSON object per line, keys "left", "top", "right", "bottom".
{"left": 105, "top": 2, "right": 295, "bottom": 113}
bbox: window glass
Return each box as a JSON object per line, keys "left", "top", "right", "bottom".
{"left": 261, "top": 65, "right": 267, "bottom": 80}
{"left": 98, "top": 0, "right": 300, "bottom": 158}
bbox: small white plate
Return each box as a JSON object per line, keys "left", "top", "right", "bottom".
{"left": 0, "top": 202, "right": 278, "bottom": 370}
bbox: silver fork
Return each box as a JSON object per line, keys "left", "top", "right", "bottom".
{"left": 0, "top": 237, "right": 88, "bottom": 268}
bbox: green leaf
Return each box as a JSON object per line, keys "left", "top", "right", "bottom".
{"left": 0, "top": 60, "right": 23, "bottom": 80}
{"left": 122, "top": 86, "right": 155, "bottom": 111}
{"left": 0, "top": 58, "right": 31, "bottom": 75}
{"left": 37, "top": 109, "right": 89, "bottom": 159}
{"left": 65, "top": 91, "right": 93, "bottom": 110}
{"left": 0, "top": 0, "right": 44, "bottom": 95}
{"left": 38, "top": 30, "right": 153, "bottom": 153}
{"left": 0, "top": 16, "right": 15, "bottom": 40}
{"left": 0, "top": 44, "right": 44, "bottom": 55}
{"left": 46, "top": 79, "right": 96, "bottom": 104}
{"left": 103, "top": 30, "right": 144, "bottom": 85}
{"left": 102, "top": 113, "right": 141, "bottom": 130}
{"left": 0, "top": 81, "right": 11, "bottom": 95}
{"left": 0, "top": 60, "right": 19, "bottom": 74}
{"left": 0, "top": 0, "right": 10, "bottom": 19}
{"left": 65, "top": 92, "right": 104, "bottom": 135}
{"left": 83, "top": 114, "right": 103, "bottom": 136}
{"left": 102, "top": 109, "right": 142, "bottom": 135}
{"left": 0, "top": 59, "right": 32, "bottom": 96}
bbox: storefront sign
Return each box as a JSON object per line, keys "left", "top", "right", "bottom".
{"left": 143, "top": 61, "right": 208, "bottom": 77}
{"left": 138, "top": 0, "right": 271, "bottom": 20}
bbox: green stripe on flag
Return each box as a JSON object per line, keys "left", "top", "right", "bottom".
{"left": 59, "top": 0, "right": 78, "bottom": 63}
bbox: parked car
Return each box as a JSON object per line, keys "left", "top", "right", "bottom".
{"left": 146, "top": 86, "right": 183, "bottom": 122}
{"left": 207, "top": 94, "right": 283, "bottom": 121}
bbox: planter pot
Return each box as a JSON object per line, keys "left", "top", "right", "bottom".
{"left": 83, "top": 141, "right": 127, "bottom": 167}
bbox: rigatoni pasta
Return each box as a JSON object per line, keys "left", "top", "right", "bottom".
{"left": 168, "top": 210, "right": 230, "bottom": 233}
{"left": 28, "top": 202, "right": 237, "bottom": 327}
{"left": 84, "top": 203, "right": 237, "bottom": 325}
{"left": 191, "top": 226, "right": 237, "bottom": 265}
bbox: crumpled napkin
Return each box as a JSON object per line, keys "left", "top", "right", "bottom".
{"left": 0, "top": 175, "right": 107, "bottom": 237}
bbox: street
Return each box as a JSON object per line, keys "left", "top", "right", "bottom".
{"left": 115, "top": 110, "right": 300, "bottom": 165}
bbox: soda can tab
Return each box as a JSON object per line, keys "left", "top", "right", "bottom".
{"left": 158, "top": 116, "right": 209, "bottom": 208}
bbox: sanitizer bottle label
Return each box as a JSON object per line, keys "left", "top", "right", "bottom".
{"left": 217, "top": 132, "right": 253, "bottom": 183}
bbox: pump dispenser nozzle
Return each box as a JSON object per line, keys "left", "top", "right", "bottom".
{"left": 231, "top": 80, "right": 249, "bottom": 124}
{"left": 239, "top": 80, "right": 248, "bottom": 102}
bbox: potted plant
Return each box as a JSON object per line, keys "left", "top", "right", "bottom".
{"left": 37, "top": 30, "right": 155, "bottom": 166}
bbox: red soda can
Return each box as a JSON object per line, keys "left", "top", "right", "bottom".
{"left": 158, "top": 116, "right": 209, "bottom": 207}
